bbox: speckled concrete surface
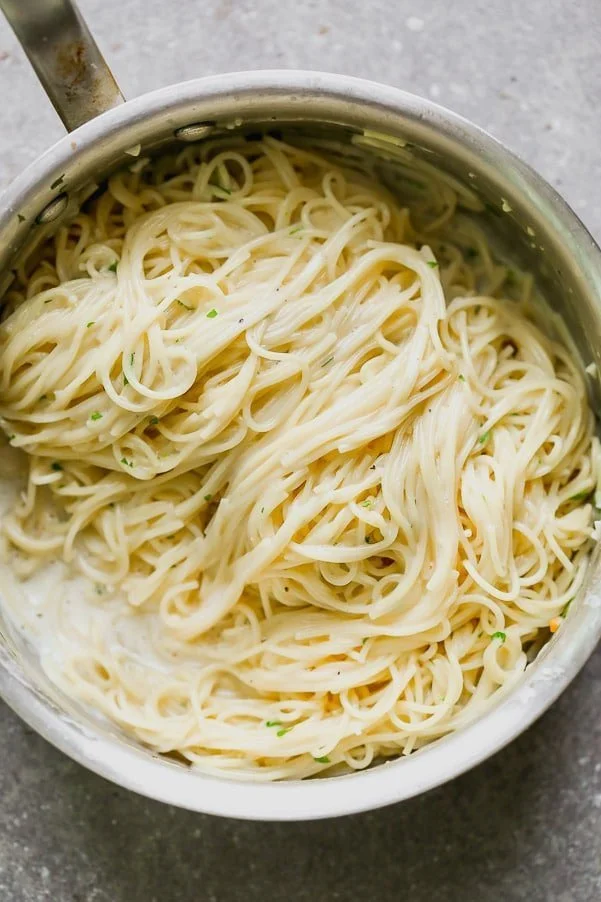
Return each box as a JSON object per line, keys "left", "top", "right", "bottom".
{"left": 0, "top": 1, "right": 600, "bottom": 900}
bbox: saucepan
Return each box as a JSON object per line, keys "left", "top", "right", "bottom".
{"left": 0, "top": 0, "right": 599, "bottom": 821}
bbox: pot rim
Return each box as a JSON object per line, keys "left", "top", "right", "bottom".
{"left": 1, "top": 69, "right": 600, "bottom": 821}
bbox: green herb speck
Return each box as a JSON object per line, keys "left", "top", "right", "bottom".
{"left": 321, "top": 356, "right": 334, "bottom": 367}
{"left": 427, "top": 260, "right": 438, "bottom": 268}
{"left": 148, "top": 416, "right": 159, "bottom": 426}
{"left": 206, "top": 308, "right": 218, "bottom": 319}
{"left": 458, "top": 374, "right": 465, "bottom": 382}
{"left": 86, "top": 321, "right": 95, "bottom": 328}
{"left": 108, "top": 261, "right": 118, "bottom": 273}
{"left": 276, "top": 728, "right": 291, "bottom": 737}
{"left": 289, "top": 226, "right": 303, "bottom": 235}
{"left": 204, "top": 494, "right": 212, "bottom": 502}
{"left": 120, "top": 457, "right": 133, "bottom": 468}
{"left": 361, "top": 500, "right": 372, "bottom": 508}
{"left": 90, "top": 412, "right": 102, "bottom": 421}
{"left": 17, "top": 213, "right": 25, "bottom": 223}
{"left": 570, "top": 491, "right": 591, "bottom": 502}
{"left": 479, "top": 430, "right": 491, "bottom": 444}
{"left": 129, "top": 352, "right": 135, "bottom": 367}
{"left": 265, "top": 720, "right": 282, "bottom": 728}
{"left": 491, "top": 631, "right": 506, "bottom": 642}
{"left": 51, "top": 462, "right": 63, "bottom": 472}
{"left": 313, "top": 756, "right": 330, "bottom": 764}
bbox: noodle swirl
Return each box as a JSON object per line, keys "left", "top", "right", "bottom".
{"left": 0, "top": 137, "right": 595, "bottom": 779}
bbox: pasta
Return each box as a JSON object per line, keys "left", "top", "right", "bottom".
{"left": 0, "top": 136, "right": 596, "bottom": 780}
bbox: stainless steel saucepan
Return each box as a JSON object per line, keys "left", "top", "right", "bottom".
{"left": 0, "top": 0, "right": 599, "bottom": 821}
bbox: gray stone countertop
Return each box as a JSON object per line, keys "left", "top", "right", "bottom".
{"left": 0, "top": 1, "right": 599, "bottom": 899}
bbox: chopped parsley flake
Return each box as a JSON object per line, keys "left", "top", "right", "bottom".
{"left": 51, "top": 462, "right": 63, "bottom": 471}
{"left": 148, "top": 416, "right": 159, "bottom": 426}
{"left": 204, "top": 493, "right": 212, "bottom": 502}
{"left": 86, "top": 321, "right": 95, "bottom": 328}
{"left": 108, "top": 261, "right": 118, "bottom": 273}
{"left": 427, "top": 260, "right": 438, "bottom": 268}
{"left": 458, "top": 374, "right": 465, "bottom": 382}
{"left": 479, "top": 430, "right": 491, "bottom": 444}
{"left": 7, "top": 434, "right": 15, "bottom": 441}
{"left": 129, "top": 352, "right": 135, "bottom": 367}
{"left": 276, "top": 728, "right": 291, "bottom": 737}
{"left": 289, "top": 225, "right": 303, "bottom": 235}
{"left": 206, "top": 308, "right": 218, "bottom": 319}
{"left": 491, "top": 631, "right": 506, "bottom": 642}
{"left": 90, "top": 412, "right": 102, "bottom": 421}
{"left": 313, "top": 756, "right": 330, "bottom": 764}
{"left": 17, "top": 213, "right": 25, "bottom": 223}
{"left": 365, "top": 535, "right": 374, "bottom": 544}
{"left": 120, "top": 457, "right": 134, "bottom": 468}
{"left": 361, "top": 500, "right": 372, "bottom": 508}
{"left": 570, "top": 491, "right": 591, "bottom": 502}
{"left": 123, "top": 373, "right": 128, "bottom": 386}
{"left": 265, "top": 720, "right": 282, "bottom": 728}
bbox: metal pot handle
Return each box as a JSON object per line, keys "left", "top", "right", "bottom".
{"left": 0, "top": 0, "right": 124, "bottom": 132}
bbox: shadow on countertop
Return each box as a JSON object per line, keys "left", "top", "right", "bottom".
{"left": 1, "top": 649, "right": 599, "bottom": 902}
